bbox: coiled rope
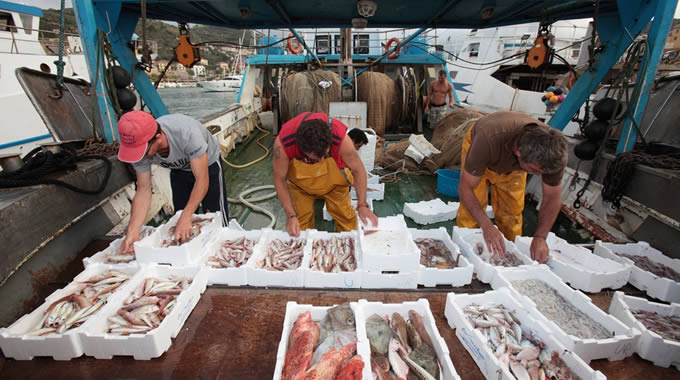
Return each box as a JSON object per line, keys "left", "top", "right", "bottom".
{"left": 0, "top": 146, "right": 112, "bottom": 194}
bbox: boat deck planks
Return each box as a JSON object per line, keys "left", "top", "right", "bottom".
{"left": 0, "top": 285, "right": 677, "bottom": 379}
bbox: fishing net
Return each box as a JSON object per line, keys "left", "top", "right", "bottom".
{"left": 280, "top": 70, "right": 341, "bottom": 122}
{"left": 356, "top": 71, "right": 402, "bottom": 136}
{"left": 374, "top": 108, "right": 486, "bottom": 175}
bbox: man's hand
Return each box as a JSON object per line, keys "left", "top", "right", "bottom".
{"left": 530, "top": 236, "right": 550, "bottom": 264}
{"left": 449, "top": 103, "right": 455, "bottom": 109}
{"left": 286, "top": 216, "right": 300, "bottom": 237}
{"left": 358, "top": 206, "right": 378, "bottom": 228}
{"left": 481, "top": 223, "right": 506, "bottom": 256}
{"left": 174, "top": 214, "right": 193, "bottom": 243}
{"left": 121, "top": 230, "right": 140, "bottom": 254}
{"left": 424, "top": 106, "right": 430, "bottom": 113}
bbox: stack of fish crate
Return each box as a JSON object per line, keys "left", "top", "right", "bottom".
{"left": 0, "top": 264, "right": 141, "bottom": 360}
{"left": 515, "top": 232, "right": 631, "bottom": 292}
{"left": 444, "top": 288, "right": 606, "bottom": 380}
{"left": 359, "top": 215, "right": 420, "bottom": 289}
{"left": 491, "top": 265, "right": 640, "bottom": 363}
{"left": 452, "top": 227, "right": 537, "bottom": 284}
{"left": 409, "top": 227, "right": 474, "bottom": 287}
{"left": 594, "top": 241, "right": 680, "bottom": 303}
{"left": 609, "top": 291, "right": 680, "bottom": 370}
{"left": 134, "top": 210, "right": 222, "bottom": 266}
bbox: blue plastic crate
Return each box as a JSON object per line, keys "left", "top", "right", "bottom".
{"left": 436, "top": 169, "right": 460, "bottom": 197}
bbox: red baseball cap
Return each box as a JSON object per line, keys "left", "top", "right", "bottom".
{"left": 117, "top": 111, "right": 158, "bottom": 163}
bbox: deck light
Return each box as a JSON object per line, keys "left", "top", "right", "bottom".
{"left": 480, "top": 0, "right": 496, "bottom": 20}
{"left": 357, "top": 0, "right": 377, "bottom": 18}
{"left": 352, "top": 17, "right": 368, "bottom": 29}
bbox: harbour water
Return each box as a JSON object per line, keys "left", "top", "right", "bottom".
{"left": 157, "top": 87, "right": 238, "bottom": 121}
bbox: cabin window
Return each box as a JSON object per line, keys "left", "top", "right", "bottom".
{"left": 333, "top": 34, "right": 341, "bottom": 54}
{"left": 449, "top": 71, "right": 457, "bottom": 79}
{"left": 571, "top": 41, "right": 581, "bottom": 58}
{"left": 0, "top": 12, "right": 17, "bottom": 33}
{"left": 19, "top": 14, "right": 32, "bottom": 34}
{"left": 468, "top": 42, "right": 480, "bottom": 57}
{"left": 315, "top": 35, "right": 331, "bottom": 55}
{"left": 353, "top": 34, "right": 369, "bottom": 54}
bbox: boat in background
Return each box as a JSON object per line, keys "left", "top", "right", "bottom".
{"left": 197, "top": 74, "right": 242, "bottom": 92}
{"left": 0, "top": 1, "right": 88, "bottom": 156}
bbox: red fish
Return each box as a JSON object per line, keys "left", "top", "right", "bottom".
{"left": 282, "top": 312, "right": 320, "bottom": 380}
{"left": 336, "top": 355, "right": 364, "bottom": 380}
{"left": 294, "top": 342, "right": 357, "bottom": 380}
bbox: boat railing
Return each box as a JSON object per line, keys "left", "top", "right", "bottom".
{"left": 0, "top": 23, "right": 80, "bottom": 55}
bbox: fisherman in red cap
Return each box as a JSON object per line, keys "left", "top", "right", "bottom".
{"left": 116, "top": 111, "right": 227, "bottom": 252}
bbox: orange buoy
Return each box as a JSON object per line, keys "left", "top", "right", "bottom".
{"left": 385, "top": 37, "right": 401, "bottom": 59}
{"left": 287, "top": 33, "right": 303, "bottom": 55}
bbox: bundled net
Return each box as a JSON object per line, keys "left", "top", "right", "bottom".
{"left": 375, "top": 108, "right": 485, "bottom": 175}
{"left": 356, "top": 71, "right": 402, "bottom": 136}
{"left": 280, "top": 70, "right": 341, "bottom": 122}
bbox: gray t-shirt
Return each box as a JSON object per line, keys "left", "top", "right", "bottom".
{"left": 132, "top": 114, "right": 220, "bottom": 172}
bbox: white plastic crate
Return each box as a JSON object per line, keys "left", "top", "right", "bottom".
{"left": 409, "top": 228, "right": 474, "bottom": 287}
{"left": 0, "top": 264, "right": 140, "bottom": 360}
{"left": 491, "top": 266, "right": 640, "bottom": 362}
{"left": 444, "top": 289, "right": 606, "bottom": 380}
{"left": 83, "top": 226, "right": 156, "bottom": 267}
{"left": 134, "top": 211, "right": 222, "bottom": 266}
{"left": 355, "top": 299, "right": 460, "bottom": 380}
{"left": 272, "top": 301, "right": 369, "bottom": 380}
{"left": 203, "top": 228, "right": 266, "bottom": 286}
{"left": 515, "top": 232, "right": 631, "bottom": 293}
{"left": 403, "top": 199, "right": 457, "bottom": 225}
{"left": 360, "top": 215, "right": 420, "bottom": 274}
{"left": 361, "top": 271, "right": 418, "bottom": 289}
{"left": 608, "top": 291, "right": 679, "bottom": 370}
{"left": 80, "top": 265, "right": 207, "bottom": 360}
{"left": 302, "top": 230, "right": 363, "bottom": 289}
{"left": 245, "top": 230, "right": 308, "bottom": 288}
{"left": 367, "top": 172, "right": 380, "bottom": 184}
{"left": 594, "top": 241, "right": 680, "bottom": 303}
{"left": 351, "top": 183, "right": 385, "bottom": 201}
{"left": 322, "top": 199, "right": 373, "bottom": 222}
{"left": 452, "top": 227, "right": 537, "bottom": 284}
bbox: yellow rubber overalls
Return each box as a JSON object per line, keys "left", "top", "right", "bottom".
{"left": 286, "top": 115, "right": 357, "bottom": 232}
{"left": 456, "top": 125, "right": 527, "bottom": 241}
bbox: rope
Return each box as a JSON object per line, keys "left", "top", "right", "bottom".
{"left": 601, "top": 151, "right": 680, "bottom": 208}
{"left": 140, "top": 0, "right": 152, "bottom": 69}
{"left": 222, "top": 114, "right": 271, "bottom": 168}
{"left": 0, "top": 147, "right": 112, "bottom": 194}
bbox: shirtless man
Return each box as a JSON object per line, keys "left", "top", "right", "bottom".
{"left": 425, "top": 69, "right": 455, "bottom": 128}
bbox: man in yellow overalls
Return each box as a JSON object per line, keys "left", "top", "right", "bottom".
{"left": 457, "top": 111, "right": 568, "bottom": 263}
{"left": 273, "top": 112, "right": 378, "bottom": 236}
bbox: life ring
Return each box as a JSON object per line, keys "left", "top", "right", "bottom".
{"left": 287, "top": 33, "right": 303, "bottom": 55}
{"left": 385, "top": 37, "right": 400, "bottom": 59}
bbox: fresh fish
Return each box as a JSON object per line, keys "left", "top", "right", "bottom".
{"left": 309, "top": 236, "right": 357, "bottom": 273}
{"left": 408, "top": 310, "right": 434, "bottom": 349}
{"left": 282, "top": 311, "right": 320, "bottom": 380}
{"left": 388, "top": 338, "right": 410, "bottom": 378}
{"left": 415, "top": 238, "right": 458, "bottom": 269}
{"left": 617, "top": 253, "right": 680, "bottom": 282}
{"left": 631, "top": 309, "right": 680, "bottom": 342}
{"left": 161, "top": 216, "right": 212, "bottom": 247}
{"left": 207, "top": 237, "right": 256, "bottom": 268}
{"left": 257, "top": 239, "right": 306, "bottom": 271}
{"left": 408, "top": 342, "right": 439, "bottom": 379}
{"left": 294, "top": 342, "right": 356, "bottom": 380}
{"left": 391, "top": 312, "right": 410, "bottom": 351}
{"left": 406, "top": 321, "right": 423, "bottom": 349}
{"left": 336, "top": 354, "right": 364, "bottom": 380}
{"left": 366, "top": 314, "right": 392, "bottom": 355}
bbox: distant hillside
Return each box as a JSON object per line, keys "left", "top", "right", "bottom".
{"left": 41, "top": 8, "right": 254, "bottom": 68}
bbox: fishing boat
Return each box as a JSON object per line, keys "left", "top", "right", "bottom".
{"left": 0, "top": 0, "right": 89, "bottom": 156}
{"left": 197, "top": 73, "right": 243, "bottom": 92}
{"left": 0, "top": 0, "right": 678, "bottom": 378}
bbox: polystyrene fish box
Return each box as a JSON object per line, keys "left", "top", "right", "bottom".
{"left": 403, "top": 199, "right": 457, "bottom": 225}
{"left": 608, "top": 291, "right": 679, "bottom": 370}
{"left": 351, "top": 183, "right": 385, "bottom": 201}
{"left": 452, "top": 227, "right": 537, "bottom": 284}
{"left": 361, "top": 271, "right": 418, "bottom": 289}
{"left": 83, "top": 226, "right": 156, "bottom": 268}
{"left": 409, "top": 228, "right": 474, "bottom": 287}
{"left": 323, "top": 199, "right": 373, "bottom": 221}
{"left": 0, "top": 264, "right": 140, "bottom": 360}
{"left": 134, "top": 211, "right": 222, "bottom": 266}
{"left": 302, "top": 230, "right": 363, "bottom": 289}
{"left": 515, "top": 232, "right": 631, "bottom": 293}
{"left": 203, "top": 228, "right": 266, "bottom": 286}
{"left": 245, "top": 230, "right": 308, "bottom": 288}
{"left": 80, "top": 264, "right": 207, "bottom": 360}
{"left": 355, "top": 299, "right": 461, "bottom": 380}
{"left": 491, "top": 266, "right": 640, "bottom": 362}
{"left": 444, "top": 289, "right": 606, "bottom": 380}
{"left": 360, "top": 215, "right": 420, "bottom": 273}
{"left": 594, "top": 241, "right": 680, "bottom": 303}
{"left": 272, "top": 301, "right": 370, "bottom": 380}
{"left": 367, "top": 172, "right": 380, "bottom": 185}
